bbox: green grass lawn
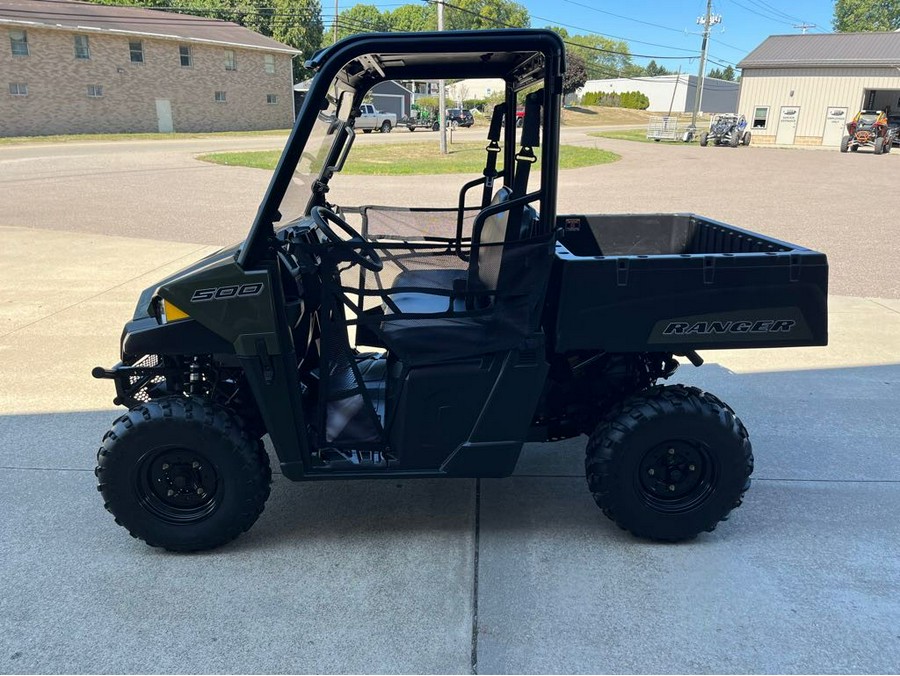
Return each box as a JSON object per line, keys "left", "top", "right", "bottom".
{"left": 198, "top": 141, "right": 620, "bottom": 175}
{"left": 0, "top": 129, "right": 290, "bottom": 145}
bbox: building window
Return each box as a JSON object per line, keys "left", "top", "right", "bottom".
{"left": 179, "top": 45, "right": 192, "bottom": 67}
{"left": 74, "top": 35, "right": 90, "bottom": 59}
{"left": 266, "top": 93, "right": 277, "bottom": 104}
{"left": 264, "top": 54, "right": 275, "bottom": 74}
{"left": 215, "top": 90, "right": 226, "bottom": 103}
{"left": 87, "top": 84, "right": 103, "bottom": 98}
{"left": 224, "top": 49, "right": 236, "bottom": 71}
{"left": 9, "top": 82, "right": 28, "bottom": 96}
{"left": 129, "top": 40, "right": 143, "bottom": 64}
{"left": 10, "top": 30, "right": 28, "bottom": 56}
{"left": 752, "top": 106, "right": 769, "bottom": 129}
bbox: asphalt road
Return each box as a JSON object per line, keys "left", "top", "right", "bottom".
{"left": 1, "top": 131, "right": 899, "bottom": 674}
{"left": 1, "top": 128, "right": 896, "bottom": 297}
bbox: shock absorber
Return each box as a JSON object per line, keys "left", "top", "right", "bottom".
{"left": 188, "top": 357, "right": 204, "bottom": 396}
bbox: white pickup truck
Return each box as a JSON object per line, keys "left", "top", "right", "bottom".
{"left": 354, "top": 103, "right": 397, "bottom": 133}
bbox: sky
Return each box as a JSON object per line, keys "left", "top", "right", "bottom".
{"left": 333, "top": 0, "right": 837, "bottom": 71}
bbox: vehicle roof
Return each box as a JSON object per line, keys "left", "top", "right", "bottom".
{"left": 305, "top": 29, "right": 565, "bottom": 85}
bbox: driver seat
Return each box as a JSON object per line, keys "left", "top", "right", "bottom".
{"left": 383, "top": 186, "right": 536, "bottom": 316}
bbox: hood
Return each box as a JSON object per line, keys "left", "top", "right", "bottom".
{"left": 132, "top": 242, "right": 241, "bottom": 320}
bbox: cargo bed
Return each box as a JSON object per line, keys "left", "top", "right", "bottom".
{"left": 547, "top": 213, "right": 828, "bottom": 353}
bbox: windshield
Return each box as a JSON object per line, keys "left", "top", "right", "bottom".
{"left": 276, "top": 77, "right": 355, "bottom": 225}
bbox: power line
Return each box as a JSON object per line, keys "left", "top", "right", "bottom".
{"left": 426, "top": 0, "right": 698, "bottom": 61}
{"left": 559, "top": 0, "right": 686, "bottom": 34}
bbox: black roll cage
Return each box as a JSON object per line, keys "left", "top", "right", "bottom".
{"left": 237, "top": 29, "right": 565, "bottom": 268}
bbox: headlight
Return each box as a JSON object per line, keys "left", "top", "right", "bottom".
{"left": 158, "top": 297, "right": 189, "bottom": 324}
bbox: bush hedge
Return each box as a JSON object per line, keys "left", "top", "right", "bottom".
{"left": 580, "top": 90, "right": 650, "bottom": 110}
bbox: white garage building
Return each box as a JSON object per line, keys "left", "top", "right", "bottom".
{"left": 578, "top": 75, "right": 739, "bottom": 114}
{"left": 737, "top": 32, "right": 900, "bottom": 146}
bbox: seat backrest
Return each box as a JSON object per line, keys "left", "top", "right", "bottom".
{"left": 468, "top": 187, "right": 537, "bottom": 295}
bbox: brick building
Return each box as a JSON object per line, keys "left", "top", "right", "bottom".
{"left": 0, "top": 0, "right": 299, "bottom": 136}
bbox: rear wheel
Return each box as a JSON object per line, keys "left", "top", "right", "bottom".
{"left": 380, "top": 120, "right": 392, "bottom": 133}
{"left": 840, "top": 135, "right": 850, "bottom": 152}
{"left": 585, "top": 385, "right": 753, "bottom": 542}
{"left": 699, "top": 132, "right": 708, "bottom": 147}
{"left": 408, "top": 126, "right": 415, "bottom": 132}
{"left": 96, "top": 397, "right": 271, "bottom": 552}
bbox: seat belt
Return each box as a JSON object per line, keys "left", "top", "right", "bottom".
{"left": 507, "top": 91, "right": 542, "bottom": 236}
{"left": 481, "top": 103, "right": 505, "bottom": 207}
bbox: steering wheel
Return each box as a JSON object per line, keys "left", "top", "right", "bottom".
{"left": 310, "top": 206, "right": 383, "bottom": 273}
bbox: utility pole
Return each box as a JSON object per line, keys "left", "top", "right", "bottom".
{"left": 333, "top": 0, "right": 338, "bottom": 44}
{"left": 690, "top": 0, "right": 721, "bottom": 138}
{"left": 438, "top": 0, "right": 447, "bottom": 154}
{"left": 793, "top": 22, "right": 815, "bottom": 34}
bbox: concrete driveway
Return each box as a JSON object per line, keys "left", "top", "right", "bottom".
{"left": 1, "top": 132, "right": 898, "bottom": 674}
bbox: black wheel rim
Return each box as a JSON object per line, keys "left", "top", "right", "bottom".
{"left": 136, "top": 448, "right": 221, "bottom": 524}
{"left": 637, "top": 441, "right": 716, "bottom": 513}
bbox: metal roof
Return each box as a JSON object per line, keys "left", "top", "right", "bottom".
{"left": 739, "top": 32, "right": 900, "bottom": 69}
{"left": 0, "top": 0, "right": 300, "bottom": 53}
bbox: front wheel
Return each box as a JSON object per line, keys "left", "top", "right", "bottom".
{"left": 585, "top": 385, "right": 753, "bottom": 542}
{"left": 875, "top": 137, "right": 885, "bottom": 155}
{"left": 432, "top": 121, "right": 440, "bottom": 131}
{"left": 699, "top": 132, "right": 708, "bottom": 147}
{"left": 729, "top": 132, "right": 740, "bottom": 147}
{"left": 96, "top": 397, "right": 271, "bottom": 552}
{"left": 742, "top": 131, "right": 752, "bottom": 146}
{"left": 840, "top": 135, "right": 850, "bottom": 153}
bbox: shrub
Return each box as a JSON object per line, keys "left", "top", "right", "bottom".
{"left": 580, "top": 90, "right": 649, "bottom": 109}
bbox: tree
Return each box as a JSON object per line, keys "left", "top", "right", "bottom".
{"left": 833, "top": 0, "right": 900, "bottom": 31}
{"left": 336, "top": 4, "right": 390, "bottom": 40}
{"left": 644, "top": 60, "right": 670, "bottom": 77}
{"left": 707, "top": 65, "right": 736, "bottom": 81}
{"left": 272, "top": 0, "right": 323, "bottom": 81}
{"left": 563, "top": 51, "right": 588, "bottom": 94}
{"left": 444, "top": 0, "right": 530, "bottom": 30}
{"left": 547, "top": 26, "right": 635, "bottom": 78}
{"left": 389, "top": 3, "right": 436, "bottom": 32}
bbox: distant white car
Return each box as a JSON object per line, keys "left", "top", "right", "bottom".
{"left": 354, "top": 104, "right": 396, "bottom": 133}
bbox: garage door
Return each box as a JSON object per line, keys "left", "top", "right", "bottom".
{"left": 372, "top": 94, "right": 404, "bottom": 119}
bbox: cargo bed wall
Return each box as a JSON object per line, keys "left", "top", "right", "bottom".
{"left": 557, "top": 213, "right": 793, "bottom": 257}
{"left": 548, "top": 213, "right": 828, "bottom": 353}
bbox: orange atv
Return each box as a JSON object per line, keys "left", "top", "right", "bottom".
{"left": 841, "top": 110, "right": 894, "bottom": 154}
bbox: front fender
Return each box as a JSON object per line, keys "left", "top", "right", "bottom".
{"left": 121, "top": 316, "right": 234, "bottom": 360}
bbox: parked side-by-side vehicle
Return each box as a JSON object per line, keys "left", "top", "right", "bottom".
{"left": 93, "top": 30, "right": 828, "bottom": 552}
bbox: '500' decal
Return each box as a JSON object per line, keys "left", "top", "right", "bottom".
{"left": 191, "top": 283, "right": 264, "bottom": 302}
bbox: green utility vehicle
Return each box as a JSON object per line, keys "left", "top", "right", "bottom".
{"left": 93, "top": 30, "right": 828, "bottom": 552}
